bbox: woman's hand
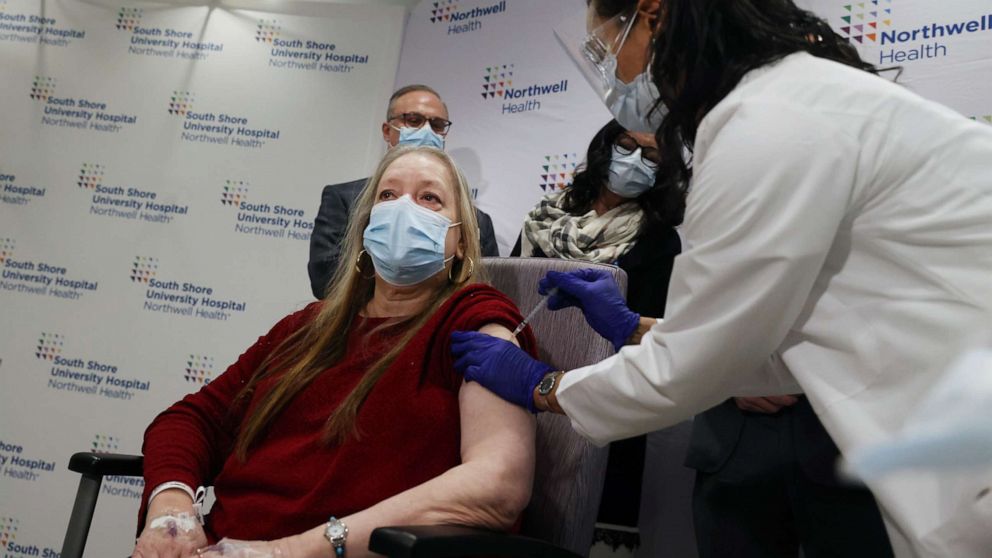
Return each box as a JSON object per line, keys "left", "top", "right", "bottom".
{"left": 196, "top": 539, "right": 285, "bottom": 557}
{"left": 538, "top": 269, "right": 640, "bottom": 351}
{"left": 132, "top": 511, "right": 207, "bottom": 558}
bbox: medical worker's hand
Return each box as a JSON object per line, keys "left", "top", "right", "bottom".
{"left": 538, "top": 268, "right": 640, "bottom": 351}
{"left": 451, "top": 331, "right": 553, "bottom": 412}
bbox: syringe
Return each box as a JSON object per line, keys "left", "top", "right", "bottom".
{"left": 511, "top": 287, "right": 558, "bottom": 337}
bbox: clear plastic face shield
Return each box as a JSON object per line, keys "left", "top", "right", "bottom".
{"left": 554, "top": 7, "right": 664, "bottom": 133}
{"left": 554, "top": 8, "right": 637, "bottom": 102}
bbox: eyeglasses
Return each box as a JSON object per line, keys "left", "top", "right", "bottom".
{"left": 388, "top": 112, "right": 452, "bottom": 135}
{"left": 614, "top": 133, "right": 660, "bottom": 166}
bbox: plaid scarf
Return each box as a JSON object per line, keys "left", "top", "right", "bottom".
{"left": 520, "top": 190, "right": 643, "bottom": 263}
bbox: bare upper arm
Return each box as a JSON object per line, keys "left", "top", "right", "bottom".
{"left": 457, "top": 323, "right": 536, "bottom": 480}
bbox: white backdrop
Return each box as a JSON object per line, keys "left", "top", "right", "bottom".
{"left": 1, "top": 0, "right": 990, "bottom": 557}
{"left": 0, "top": 1, "right": 404, "bottom": 556}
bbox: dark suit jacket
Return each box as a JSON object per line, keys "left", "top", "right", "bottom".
{"left": 308, "top": 178, "right": 499, "bottom": 299}
{"left": 685, "top": 396, "right": 845, "bottom": 485}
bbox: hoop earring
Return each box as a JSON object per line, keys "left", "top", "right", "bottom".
{"left": 355, "top": 250, "right": 375, "bottom": 279}
{"left": 450, "top": 256, "right": 474, "bottom": 283}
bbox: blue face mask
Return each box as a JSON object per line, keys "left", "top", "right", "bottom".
{"left": 603, "top": 59, "right": 666, "bottom": 134}
{"left": 395, "top": 124, "right": 445, "bottom": 150}
{"left": 607, "top": 145, "right": 657, "bottom": 198}
{"left": 362, "top": 195, "right": 461, "bottom": 286}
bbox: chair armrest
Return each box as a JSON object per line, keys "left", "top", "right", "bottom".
{"left": 369, "top": 524, "right": 582, "bottom": 558}
{"left": 68, "top": 452, "right": 143, "bottom": 477}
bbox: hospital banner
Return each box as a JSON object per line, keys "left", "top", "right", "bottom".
{"left": 800, "top": 0, "right": 992, "bottom": 124}
{"left": 396, "top": 0, "right": 992, "bottom": 258}
{"left": 394, "top": 0, "right": 614, "bottom": 256}
{"left": 0, "top": 1, "right": 404, "bottom": 556}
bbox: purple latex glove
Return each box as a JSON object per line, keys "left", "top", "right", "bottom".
{"left": 538, "top": 268, "right": 640, "bottom": 352}
{"left": 451, "top": 331, "right": 553, "bottom": 413}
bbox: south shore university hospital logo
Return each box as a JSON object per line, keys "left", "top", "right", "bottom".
{"left": 38, "top": 333, "right": 152, "bottom": 402}
{"left": 258, "top": 18, "right": 370, "bottom": 74}
{"left": 0, "top": 167, "right": 47, "bottom": 207}
{"left": 132, "top": 256, "right": 249, "bottom": 321}
{"left": 0, "top": 3, "right": 86, "bottom": 48}
{"left": 431, "top": 0, "right": 507, "bottom": 35}
{"left": 169, "top": 90, "right": 281, "bottom": 149}
{"left": 79, "top": 162, "right": 188, "bottom": 224}
{"left": 221, "top": 180, "right": 313, "bottom": 241}
{"left": 834, "top": 0, "right": 992, "bottom": 64}
{"left": 1, "top": 239, "right": 100, "bottom": 301}
{"left": 482, "top": 64, "right": 569, "bottom": 115}
{"left": 117, "top": 5, "right": 224, "bottom": 60}
{"left": 30, "top": 75, "right": 139, "bottom": 134}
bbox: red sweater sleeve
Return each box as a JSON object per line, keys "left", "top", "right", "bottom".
{"left": 137, "top": 303, "right": 319, "bottom": 527}
{"left": 425, "top": 283, "right": 538, "bottom": 391}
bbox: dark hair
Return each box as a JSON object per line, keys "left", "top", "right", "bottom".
{"left": 587, "top": 0, "right": 637, "bottom": 19}
{"left": 563, "top": 119, "right": 670, "bottom": 232}
{"left": 647, "top": 0, "right": 881, "bottom": 228}
{"left": 386, "top": 84, "right": 447, "bottom": 118}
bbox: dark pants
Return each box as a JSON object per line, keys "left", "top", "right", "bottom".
{"left": 693, "top": 408, "right": 894, "bottom": 558}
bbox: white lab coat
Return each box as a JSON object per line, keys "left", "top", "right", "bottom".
{"left": 556, "top": 52, "right": 992, "bottom": 557}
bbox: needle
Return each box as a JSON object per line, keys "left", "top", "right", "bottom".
{"left": 512, "top": 288, "right": 557, "bottom": 337}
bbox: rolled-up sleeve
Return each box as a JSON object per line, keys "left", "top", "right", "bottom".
{"left": 556, "top": 101, "right": 861, "bottom": 445}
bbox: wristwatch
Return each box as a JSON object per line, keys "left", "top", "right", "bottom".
{"left": 324, "top": 516, "right": 348, "bottom": 557}
{"left": 536, "top": 370, "right": 564, "bottom": 411}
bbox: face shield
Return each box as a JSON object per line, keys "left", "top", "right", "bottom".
{"left": 554, "top": 7, "right": 665, "bottom": 134}
{"left": 553, "top": 8, "right": 637, "bottom": 101}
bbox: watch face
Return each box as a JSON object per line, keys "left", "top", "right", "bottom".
{"left": 538, "top": 375, "right": 555, "bottom": 395}
{"left": 328, "top": 524, "right": 346, "bottom": 538}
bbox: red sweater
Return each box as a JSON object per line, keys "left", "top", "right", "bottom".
{"left": 139, "top": 283, "right": 534, "bottom": 542}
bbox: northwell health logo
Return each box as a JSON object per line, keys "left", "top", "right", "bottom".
{"left": 29, "top": 76, "right": 55, "bottom": 101}
{"left": 77, "top": 163, "right": 105, "bottom": 190}
{"left": 482, "top": 63, "right": 569, "bottom": 114}
{"left": 35, "top": 332, "right": 64, "bottom": 361}
{"left": 481, "top": 64, "right": 513, "bottom": 99}
{"left": 131, "top": 256, "right": 159, "bottom": 284}
{"left": 836, "top": 0, "right": 992, "bottom": 64}
{"left": 221, "top": 180, "right": 249, "bottom": 208}
{"left": 168, "top": 90, "right": 194, "bottom": 116}
{"left": 431, "top": 0, "right": 506, "bottom": 35}
{"left": 115, "top": 6, "right": 142, "bottom": 31}
{"left": 256, "top": 19, "right": 281, "bottom": 43}
{"left": 92, "top": 434, "right": 120, "bottom": 453}
{"left": 185, "top": 354, "right": 215, "bottom": 384}
{"left": 0, "top": 516, "right": 18, "bottom": 549}
{"left": 837, "top": 1, "right": 892, "bottom": 44}
{"left": 539, "top": 153, "right": 578, "bottom": 192}
{"left": 0, "top": 238, "right": 14, "bottom": 264}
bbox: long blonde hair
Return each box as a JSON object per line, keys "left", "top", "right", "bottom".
{"left": 234, "top": 146, "right": 484, "bottom": 458}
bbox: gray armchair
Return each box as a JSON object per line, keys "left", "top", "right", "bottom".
{"left": 61, "top": 257, "right": 627, "bottom": 558}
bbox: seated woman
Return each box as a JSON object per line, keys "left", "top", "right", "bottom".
{"left": 511, "top": 119, "right": 682, "bottom": 555}
{"left": 133, "top": 145, "right": 537, "bottom": 558}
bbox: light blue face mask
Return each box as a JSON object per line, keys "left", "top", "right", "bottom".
{"left": 603, "top": 57, "right": 666, "bottom": 134}
{"left": 362, "top": 195, "right": 461, "bottom": 286}
{"left": 607, "top": 144, "right": 657, "bottom": 198}
{"left": 394, "top": 123, "right": 445, "bottom": 150}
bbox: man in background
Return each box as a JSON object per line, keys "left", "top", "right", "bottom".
{"left": 308, "top": 84, "right": 499, "bottom": 299}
